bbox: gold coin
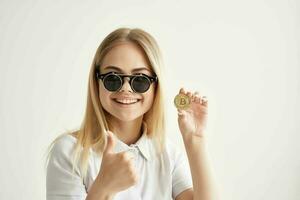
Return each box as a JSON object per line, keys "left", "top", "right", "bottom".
{"left": 174, "top": 93, "right": 191, "bottom": 109}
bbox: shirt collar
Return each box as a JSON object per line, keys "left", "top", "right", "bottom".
{"left": 113, "top": 121, "right": 151, "bottom": 161}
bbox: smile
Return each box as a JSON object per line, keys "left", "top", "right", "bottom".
{"left": 113, "top": 98, "right": 141, "bottom": 105}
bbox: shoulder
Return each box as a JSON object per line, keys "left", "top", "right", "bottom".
{"left": 50, "top": 133, "right": 77, "bottom": 154}
{"left": 47, "top": 133, "right": 79, "bottom": 166}
{"left": 46, "top": 133, "right": 88, "bottom": 197}
{"left": 46, "top": 133, "right": 84, "bottom": 179}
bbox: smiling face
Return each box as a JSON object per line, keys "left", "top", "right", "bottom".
{"left": 98, "top": 41, "right": 156, "bottom": 123}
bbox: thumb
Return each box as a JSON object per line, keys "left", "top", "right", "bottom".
{"left": 177, "top": 109, "right": 187, "bottom": 116}
{"left": 103, "top": 131, "right": 116, "bottom": 155}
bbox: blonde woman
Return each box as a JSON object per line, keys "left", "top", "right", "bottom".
{"left": 45, "top": 27, "right": 218, "bottom": 200}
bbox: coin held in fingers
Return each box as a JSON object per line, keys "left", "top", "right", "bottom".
{"left": 174, "top": 93, "right": 191, "bottom": 110}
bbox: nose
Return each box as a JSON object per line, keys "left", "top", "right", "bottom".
{"left": 120, "top": 77, "right": 133, "bottom": 92}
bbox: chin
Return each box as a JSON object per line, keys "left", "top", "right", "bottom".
{"left": 114, "top": 113, "right": 143, "bottom": 122}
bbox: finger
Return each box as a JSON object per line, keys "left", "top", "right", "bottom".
{"left": 119, "top": 151, "right": 135, "bottom": 161}
{"left": 179, "top": 87, "right": 186, "bottom": 94}
{"left": 103, "top": 131, "right": 116, "bottom": 155}
{"left": 194, "top": 92, "right": 201, "bottom": 103}
{"left": 201, "top": 96, "right": 208, "bottom": 106}
{"left": 195, "top": 96, "right": 201, "bottom": 103}
{"left": 202, "top": 99, "right": 208, "bottom": 106}
{"left": 178, "top": 109, "right": 184, "bottom": 115}
{"left": 126, "top": 151, "right": 135, "bottom": 160}
{"left": 194, "top": 91, "right": 200, "bottom": 97}
{"left": 201, "top": 96, "right": 208, "bottom": 103}
{"left": 177, "top": 109, "right": 186, "bottom": 116}
{"left": 192, "top": 91, "right": 200, "bottom": 102}
{"left": 186, "top": 91, "right": 192, "bottom": 98}
{"left": 201, "top": 95, "right": 208, "bottom": 100}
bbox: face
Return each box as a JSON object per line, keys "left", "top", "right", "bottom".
{"left": 98, "top": 42, "right": 156, "bottom": 123}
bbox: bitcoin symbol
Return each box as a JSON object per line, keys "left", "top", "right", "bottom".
{"left": 180, "top": 98, "right": 186, "bottom": 105}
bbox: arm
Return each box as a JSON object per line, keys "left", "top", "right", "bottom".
{"left": 176, "top": 134, "right": 219, "bottom": 200}
{"left": 46, "top": 135, "right": 87, "bottom": 200}
{"left": 176, "top": 88, "right": 220, "bottom": 200}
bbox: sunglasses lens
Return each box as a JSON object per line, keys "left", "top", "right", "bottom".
{"left": 132, "top": 76, "right": 151, "bottom": 93}
{"left": 104, "top": 74, "right": 122, "bottom": 91}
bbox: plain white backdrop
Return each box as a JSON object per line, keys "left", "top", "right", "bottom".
{"left": 0, "top": 0, "right": 299, "bottom": 199}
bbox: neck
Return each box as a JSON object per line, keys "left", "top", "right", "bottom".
{"left": 107, "top": 115, "right": 144, "bottom": 145}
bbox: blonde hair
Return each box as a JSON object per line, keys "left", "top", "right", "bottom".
{"left": 44, "top": 27, "right": 166, "bottom": 180}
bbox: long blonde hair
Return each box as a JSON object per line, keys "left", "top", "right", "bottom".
{"left": 45, "top": 27, "right": 166, "bottom": 180}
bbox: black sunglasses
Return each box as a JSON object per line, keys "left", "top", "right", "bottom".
{"left": 95, "top": 69, "right": 158, "bottom": 93}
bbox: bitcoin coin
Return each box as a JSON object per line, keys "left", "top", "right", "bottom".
{"left": 174, "top": 93, "right": 191, "bottom": 109}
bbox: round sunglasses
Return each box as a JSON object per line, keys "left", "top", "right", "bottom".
{"left": 95, "top": 70, "right": 158, "bottom": 93}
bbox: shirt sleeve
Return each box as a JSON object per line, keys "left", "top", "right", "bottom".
{"left": 171, "top": 145, "right": 193, "bottom": 199}
{"left": 46, "top": 135, "right": 87, "bottom": 200}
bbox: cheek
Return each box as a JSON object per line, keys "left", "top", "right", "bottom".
{"left": 143, "top": 88, "right": 155, "bottom": 107}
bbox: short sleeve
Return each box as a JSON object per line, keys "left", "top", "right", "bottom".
{"left": 171, "top": 145, "right": 193, "bottom": 199}
{"left": 46, "top": 135, "right": 87, "bottom": 200}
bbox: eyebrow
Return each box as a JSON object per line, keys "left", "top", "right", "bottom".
{"left": 102, "top": 65, "right": 152, "bottom": 73}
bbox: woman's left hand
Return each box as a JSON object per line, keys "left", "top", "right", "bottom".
{"left": 177, "top": 88, "right": 209, "bottom": 138}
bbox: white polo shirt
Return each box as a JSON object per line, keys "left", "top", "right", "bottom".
{"left": 46, "top": 122, "right": 193, "bottom": 200}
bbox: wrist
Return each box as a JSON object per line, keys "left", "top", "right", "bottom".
{"left": 87, "top": 177, "right": 115, "bottom": 200}
{"left": 181, "top": 132, "right": 207, "bottom": 147}
{"left": 182, "top": 130, "right": 206, "bottom": 141}
{"left": 87, "top": 187, "right": 115, "bottom": 200}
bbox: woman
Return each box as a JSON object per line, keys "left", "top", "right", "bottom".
{"left": 45, "top": 27, "right": 219, "bottom": 200}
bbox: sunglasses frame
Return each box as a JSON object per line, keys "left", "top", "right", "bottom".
{"left": 95, "top": 69, "right": 158, "bottom": 93}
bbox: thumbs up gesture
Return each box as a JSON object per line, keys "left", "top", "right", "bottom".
{"left": 93, "top": 131, "right": 139, "bottom": 196}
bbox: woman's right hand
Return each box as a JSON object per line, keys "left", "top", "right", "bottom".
{"left": 89, "top": 131, "right": 138, "bottom": 199}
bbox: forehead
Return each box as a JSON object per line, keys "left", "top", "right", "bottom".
{"left": 101, "top": 42, "right": 152, "bottom": 73}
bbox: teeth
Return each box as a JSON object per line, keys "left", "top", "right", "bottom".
{"left": 115, "top": 99, "right": 139, "bottom": 104}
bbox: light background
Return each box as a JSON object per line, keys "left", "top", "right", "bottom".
{"left": 0, "top": 0, "right": 299, "bottom": 199}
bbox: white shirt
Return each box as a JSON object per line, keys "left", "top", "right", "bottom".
{"left": 46, "top": 122, "right": 193, "bottom": 200}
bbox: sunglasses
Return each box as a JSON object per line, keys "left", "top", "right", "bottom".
{"left": 95, "top": 69, "right": 158, "bottom": 93}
